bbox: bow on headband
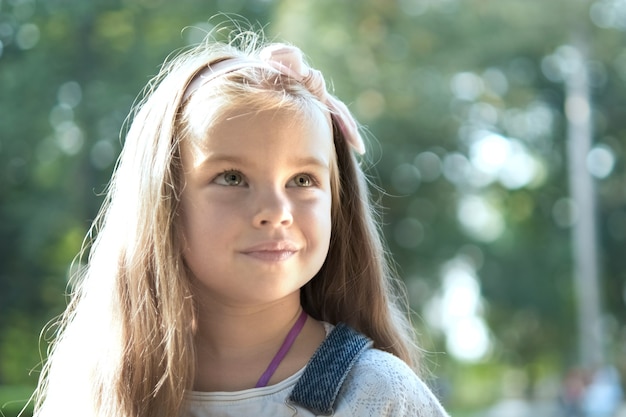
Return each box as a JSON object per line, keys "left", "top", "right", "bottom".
{"left": 183, "top": 44, "right": 366, "bottom": 155}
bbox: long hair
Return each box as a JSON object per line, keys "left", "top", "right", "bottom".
{"left": 33, "top": 31, "right": 420, "bottom": 417}
{"left": 302, "top": 123, "right": 420, "bottom": 367}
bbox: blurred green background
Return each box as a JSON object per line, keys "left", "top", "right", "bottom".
{"left": 1, "top": 0, "right": 625, "bottom": 416}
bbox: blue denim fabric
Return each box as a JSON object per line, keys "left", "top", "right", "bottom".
{"left": 288, "top": 323, "right": 373, "bottom": 415}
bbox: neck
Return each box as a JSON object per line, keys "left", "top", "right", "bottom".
{"left": 192, "top": 294, "right": 325, "bottom": 392}
{"left": 194, "top": 297, "right": 303, "bottom": 359}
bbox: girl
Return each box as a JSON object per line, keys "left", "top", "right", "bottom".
{"left": 33, "top": 30, "right": 449, "bottom": 417}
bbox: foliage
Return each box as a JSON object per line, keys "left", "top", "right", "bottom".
{"left": 272, "top": 0, "right": 626, "bottom": 408}
{"left": 1, "top": 0, "right": 625, "bottom": 414}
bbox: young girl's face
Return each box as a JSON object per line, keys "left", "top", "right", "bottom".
{"left": 179, "top": 106, "right": 334, "bottom": 309}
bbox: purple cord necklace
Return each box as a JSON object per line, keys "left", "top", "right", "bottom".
{"left": 255, "top": 309, "right": 308, "bottom": 388}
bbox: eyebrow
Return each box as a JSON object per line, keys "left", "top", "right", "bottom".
{"left": 196, "top": 153, "right": 331, "bottom": 171}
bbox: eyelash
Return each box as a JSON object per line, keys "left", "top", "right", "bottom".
{"left": 213, "top": 170, "right": 318, "bottom": 187}
{"left": 214, "top": 170, "right": 245, "bottom": 186}
{"left": 291, "top": 173, "right": 317, "bottom": 187}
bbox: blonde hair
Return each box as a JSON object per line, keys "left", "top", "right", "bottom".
{"left": 33, "top": 31, "right": 420, "bottom": 417}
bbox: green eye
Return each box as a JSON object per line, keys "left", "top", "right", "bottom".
{"left": 217, "top": 170, "right": 244, "bottom": 186}
{"left": 293, "top": 174, "right": 313, "bottom": 187}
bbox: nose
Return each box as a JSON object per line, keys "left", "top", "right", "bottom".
{"left": 251, "top": 188, "right": 293, "bottom": 228}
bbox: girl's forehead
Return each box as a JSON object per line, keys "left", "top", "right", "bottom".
{"left": 181, "top": 106, "right": 335, "bottom": 169}
{"left": 186, "top": 100, "right": 331, "bottom": 143}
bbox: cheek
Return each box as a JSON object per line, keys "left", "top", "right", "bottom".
{"left": 312, "top": 202, "right": 333, "bottom": 271}
{"left": 180, "top": 197, "right": 224, "bottom": 250}
{"left": 305, "top": 196, "right": 333, "bottom": 245}
{"left": 183, "top": 203, "right": 236, "bottom": 240}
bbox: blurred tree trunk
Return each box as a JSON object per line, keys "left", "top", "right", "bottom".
{"left": 565, "top": 38, "right": 604, "bottom": 368}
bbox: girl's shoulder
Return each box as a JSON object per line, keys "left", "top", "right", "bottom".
{"left": 337, "top": 348, "right": 450, "bottom": 417}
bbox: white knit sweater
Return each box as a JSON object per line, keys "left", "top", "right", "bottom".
{"left": 184, "top": 345, "right": 449, "bottom": 416}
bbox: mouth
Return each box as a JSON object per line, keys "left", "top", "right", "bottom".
{"left": 242, "top": 250, "right": 297, "bottom": 262}
{"left": 241, "top": 241, "right": 299, "bottom": 262}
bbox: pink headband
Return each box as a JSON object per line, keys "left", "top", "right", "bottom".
{"left": 183, "top": 44, "right": 366, "bottom": 155}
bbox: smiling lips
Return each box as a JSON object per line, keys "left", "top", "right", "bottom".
{"left": 241, "top": 241, "right": 299, "bottom": 262}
